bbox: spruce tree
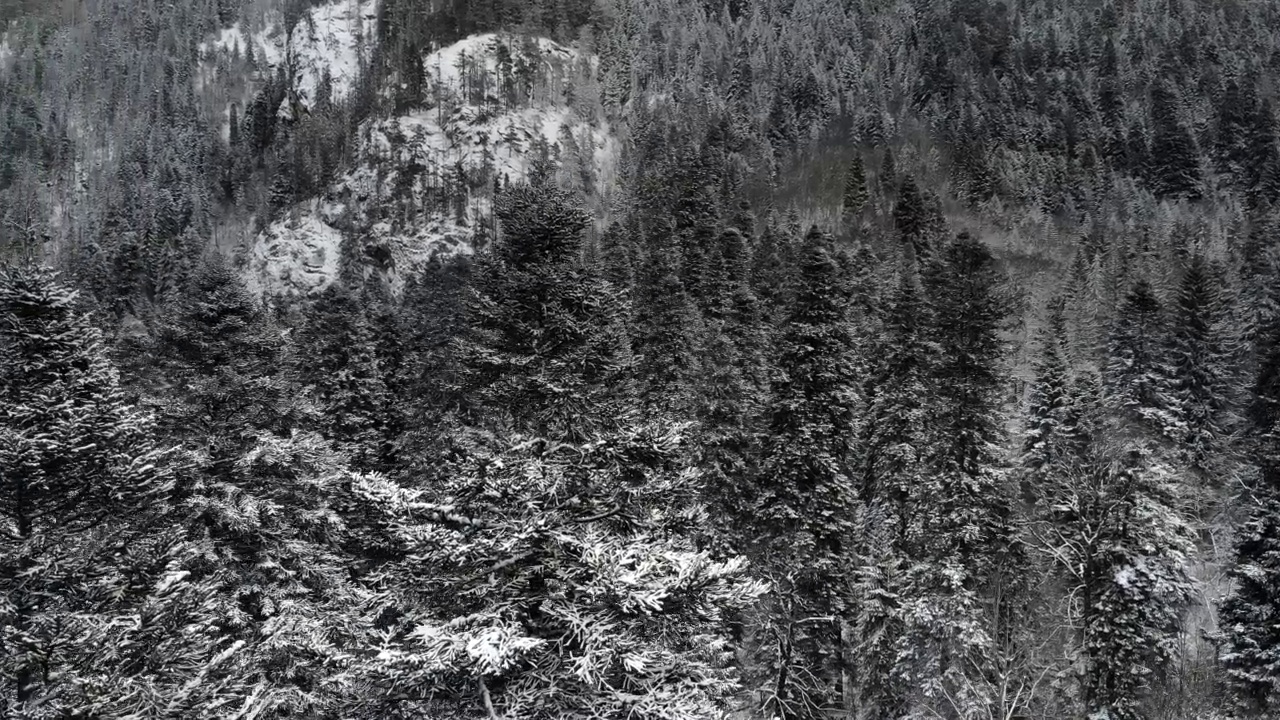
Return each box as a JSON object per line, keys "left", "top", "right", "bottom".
{"left": 1105, "top": 279, "right": 1171, "bottom": 435}
{"left": 294, "top": 284, "right": 391, "bottom": 470}
{"left": 1165, "top": 254, "right": 1236, "bottom": 482}
{"left": 146, "top": 258, "right": 372, "bottom": 714}
{"left": 356, "top": 425, "right": 765, "bottom": 720}
{"left": 1216, "top": 77, "right": 1259, "bottom": 183}
{"left": 752, "top": 226, "right": 861, "bottom": 718}
{"left": 0, "top": 265, "right": 208, "bottom": 714}
{"left": 842, "top": 152, "right": 869, "bottom": 218}
{"left": 852, "top": 266, "right": 932, "bottom": 718}
{"left": 453, "top": 183, "right": 635, "bottom": 440}
{"left": 893, "top": 175, "right": 930, "bottom": 260}
{"left": 1148, "top": 83, "right": 1203, "bottom": 200}
{"left": 1220, "top": 308, "right": 1280, "bottom": 715}
{"left": 1021, "top": 298, "right": 1077, "bottom": 481}
{"left": 906, "top": 232, "right": 1018, "bottom": 713}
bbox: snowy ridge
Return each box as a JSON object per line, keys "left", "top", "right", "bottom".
{"left": 245, "top": 32, "right": 617, "bottom": 298}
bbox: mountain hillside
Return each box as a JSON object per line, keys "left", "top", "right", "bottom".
{"left": 214, "top": 22, "right": 617, "bottom": 295}
{"left": 6, "top": 1, "right": 1280, "bottom": 719}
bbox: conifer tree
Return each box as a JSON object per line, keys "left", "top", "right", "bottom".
{"left": 842, "top": 152, "right": 868, "bottom": 218}
{"left": 0, "top": 265, "right": 175, "bottom": 712}
{"left": 453, "top": 183, "right": 635, "bottom": 441}
{"left": 294, "top": 284, "right": 390, "bottom": 470}
{"left": 1165, "top": 254, "right": 1236, "bottom": 482}
{"left": 1022, "top": 298, "right": 1077, "bottom": 479}
{"left": 1219, "top": 305, "right": 1280, "bottom": 715}
{"left": 904, "top": 232, "right": 1018, "bottom": 714}
{"left": 1246, "top": 99, "right": 1280, "bottom": 207}
{"left": 893, "top": 175, "right": 930, "bottom": 260}
{"left": 1105, "top": 279, "right": 1171, "bottom": 435}
{"left": 145, "top": 258, "right": 373, "bottom": 714}
{"left": 1216, "top": 77, "right": 1259, "bottom": 183}
{"left": 1148, "top": 83, "right": 1202, "bottom": 200}
{"left": 356, "top": 424, "right": 765, "bottom": 720}
{"left": 920, "top": 233, "right": 1015, "bottom": 572}
{"left": 851, "top": 265, "right": 933, "bottom": 719}
{"left": 752, "top": 226, "right": 860, "bottom": 717}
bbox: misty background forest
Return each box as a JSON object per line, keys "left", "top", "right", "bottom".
{"left": 4, "top": 0, "right": 1280, "bottom": 717}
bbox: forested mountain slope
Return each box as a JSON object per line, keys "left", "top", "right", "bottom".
{"left": 3, "top": 0, "right": 1280, "bottom": 718}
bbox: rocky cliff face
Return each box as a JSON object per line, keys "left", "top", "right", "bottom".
{"left": 196, "top": 1, "right": 616, "bottom": 297}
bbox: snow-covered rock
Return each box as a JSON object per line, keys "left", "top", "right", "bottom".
{"left": 244, "top": 206, "right": 345, "bottom": 297}
{"left": 197, "top": 0, "right": 378, "bottom": 138}
{"left": 243, "top": 32, "right": 618, "bottom": 298}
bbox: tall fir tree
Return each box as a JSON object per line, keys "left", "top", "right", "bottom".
{"left": 905, "top": 232, "right": 1018, "bottom": 715}
{"left": 0, "top": 265, "right": 171, "bottom": 712}
{"left": 453, "top": 183, "right": 635, "bottom": 441}
{"left": 1148, "top": 83, "right": 1203, "bottom": 200}
{"left": 842, "top": 152, "right": 869, "bottom": 218}
{"left": 1105, "top": 279, "right": 1172, "bottom": 436}
{"left": 752, "top": 226, "right": 861, "bottom": 718}
{"left": 1219, "top": 303, "right": 1280, "bottom": 715}
{"left": 1164, "top": 254, "right": 1237, "bottom": 485}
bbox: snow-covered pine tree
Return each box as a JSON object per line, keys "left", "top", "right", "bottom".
{"left": 294, "top": 284, "right": 391, "bottom": 470}
{"left": 1220, "top": 306, "right": 1280, "bottom": 715}
{"left": 893, "top": 174, "right": 931, "bottom": 261}
{"left": 751, "top": 226, "right": 861, "bottom": 718}
{"left": 903, "top": 232, "right": 1019, "bottom": 715}
{"left": 452, "top": 182, "right": 635, "bottom": 441}
{"left": 145, "top": 257, "right": 375, "bottom": 714}
{"left": 354, "top": 424, "right": 765, "bottom": 719}
{"left": 0, "top": 264, "right": 200, "bottom": 714}
{"left": 1105, "top": 279, "right": 1172, "bottom": 437}
{"left": 851, "top": 265, "right": 934, "bottom": 719}
{"left": 842, "top": 152, "right": 869, "bottom": 218}
{"left": 1164, "top": 254, "right": 1238, "bottom": 485}
{"left": 1022, "top": 298, "right": 1076, "bottom": 481}
{"left": 1148, "top": 83, "right": 1202, "bottom": 201}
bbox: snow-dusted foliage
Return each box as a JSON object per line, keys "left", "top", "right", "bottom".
{"left": 352, "top": 426, "right": 766, "bottom": 719}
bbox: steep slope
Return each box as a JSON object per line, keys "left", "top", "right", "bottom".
{"left": 243, "top": 32, "right": 617, "bottom": 297}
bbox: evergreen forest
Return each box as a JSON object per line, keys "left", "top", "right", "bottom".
{"left": 4, "top": 0, "right": 1280, "bottom": 717}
